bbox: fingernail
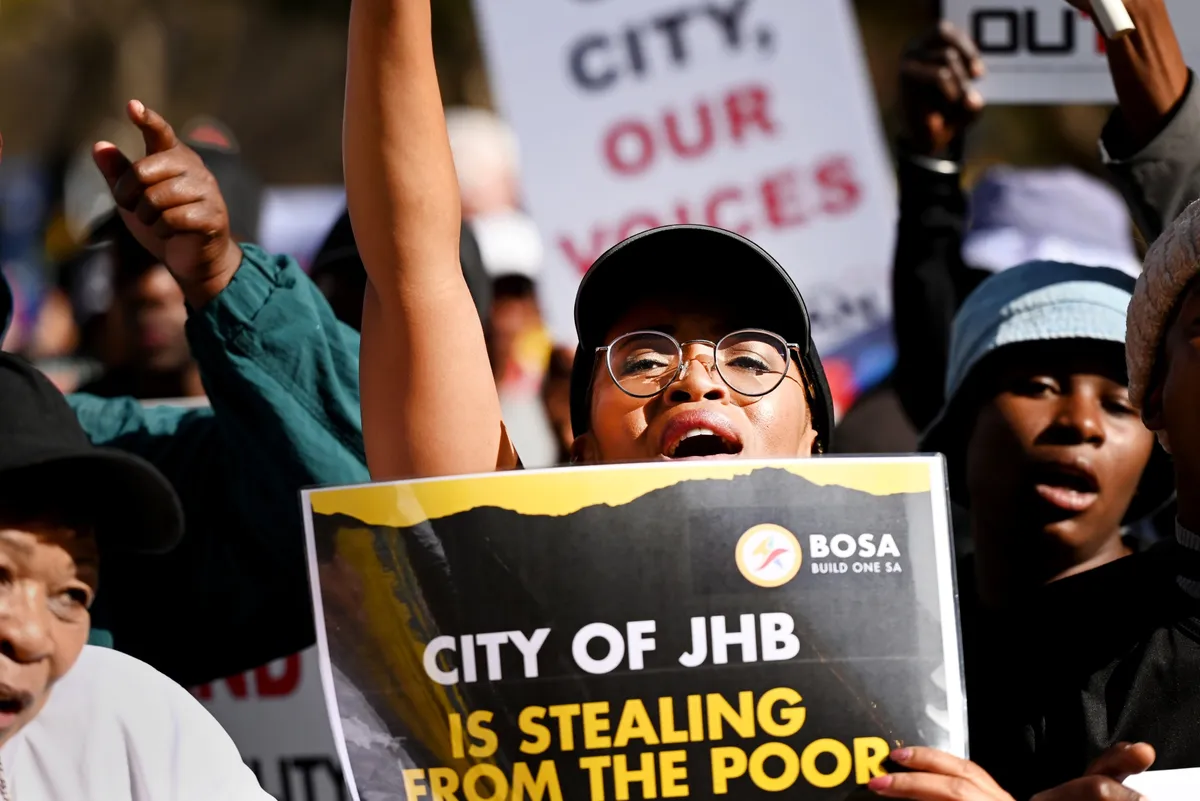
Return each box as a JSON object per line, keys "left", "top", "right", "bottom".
{"left": 967, "top": 90, "right": 984, "bottom": 107}
{"left": 130, "top": 100, "right": 145, "bottom": 117}
{"left": 868, "top": 775, "right": 893, "bottom": 791}
{"left": 891, "top": 748, "right": 912, "bottom": 762}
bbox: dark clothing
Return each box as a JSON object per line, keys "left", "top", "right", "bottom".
{"left": 70, "top": 244, "right": 368, "bottom": 685}
{"left": 831, "top": 376, "right": 919, "bottom": 454}
{"left": 891, "top": 158, "right": 989, "bottom": 431}
{"left": 77, "top": 368, "right": 193, "bottom": 400}
{"left": 964, "top": 539, "right": 1200, "bottom": 799}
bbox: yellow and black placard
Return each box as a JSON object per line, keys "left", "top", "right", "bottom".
{"left": 303, "top": 457, "right": 964, "bottom": 801}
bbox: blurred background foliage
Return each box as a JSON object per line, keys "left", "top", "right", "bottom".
{"left": 0, "top": 0, "right": 1115, "bottom": 186}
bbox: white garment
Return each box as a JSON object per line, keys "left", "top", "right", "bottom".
{"left": 0, "top": 645, "right": 272, "bottom": 801}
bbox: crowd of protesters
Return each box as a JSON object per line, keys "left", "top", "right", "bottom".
{"left": 0, "top": 0, "right": 1198, "bottom": 798}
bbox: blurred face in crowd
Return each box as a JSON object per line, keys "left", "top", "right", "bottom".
{"left": 489, "top": 276, "right": 544, "bottom": 383}
{"left": 573, "top": 295, "right": 817, "bottom": 464}
{"left": 111, "top": 234, "right": 191, "bottom": 374}
{"left": 965, "top": 340, "right": 1153, "bottom": 567}
{"left": 0, "top": 508, "right": 96, "bottom": 747}
{"left": 542, "top": 347, "right": 576, "bottom": 464}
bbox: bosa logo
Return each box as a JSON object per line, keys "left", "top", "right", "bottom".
{"left": 809, "top": 533, "right": 901, "bottom": 560}
{"left": 735, "top": 524, "right": 802, "bottom": 588}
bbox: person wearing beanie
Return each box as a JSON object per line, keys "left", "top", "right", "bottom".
{"left": 1128, "top": 197, "right": 1200, "bottom": 515}
{"left": 891, "top": 2, "right": 1196, "bottom": 441}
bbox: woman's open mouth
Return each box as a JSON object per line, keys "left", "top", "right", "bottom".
{"left": 660, "top": 412, "right": 745, "bottom": 460}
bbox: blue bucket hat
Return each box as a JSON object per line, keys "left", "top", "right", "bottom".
{"left": 921, "top": 261, "right": 1173, "bottom": 520}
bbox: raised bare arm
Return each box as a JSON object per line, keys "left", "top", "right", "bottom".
{"left": 345, "top": 0, "right": 516, "bottom": 479}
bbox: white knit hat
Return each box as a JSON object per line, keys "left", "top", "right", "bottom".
{"left": 1127, "top": 197, "right": 1200, "bottom": 450}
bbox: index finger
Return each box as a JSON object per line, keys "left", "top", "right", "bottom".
{"left": 127, "top": 100, "right": 179, "bottom": 155}
{"left": 1084, "top": 742, "right": 1155, "bottom": 782}
{"left": 937, "top": 20, "right": 985, "bottom": 78}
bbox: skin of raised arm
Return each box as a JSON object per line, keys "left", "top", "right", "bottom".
{"left": 1106, "top": 0, "right": 1189, "bottom": 145}
{"left": 345, "top": 0, "right": 516, "bottom": 480}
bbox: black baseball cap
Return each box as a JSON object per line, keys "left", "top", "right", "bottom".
{"left": 0, "top": 353, "right": 183, "bottom": 553}
{"left": 569, "top": 225, "right": 835, "bottom": 453}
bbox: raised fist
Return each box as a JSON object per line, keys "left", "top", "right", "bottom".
{"left": 93, "top": 101, "right": 242, "bottom": 308}
{"left": 899, "top": 22, "right": 986, "bottom": 158}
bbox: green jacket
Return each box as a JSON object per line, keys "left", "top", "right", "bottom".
{"left": 69, "top": 244, "right": 368, "bottom": 685}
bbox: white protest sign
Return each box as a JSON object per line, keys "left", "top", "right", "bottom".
{"left": 193, "top": 648, "right": 346, "bottom": 801}
{"left": 471, "top": 0, "right": 897, "bottom": 357}
{"left": 942, "top": 0, "right": 1200, "bottom": 104}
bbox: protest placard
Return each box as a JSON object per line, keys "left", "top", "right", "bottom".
{"left": 470, "top": 0, "right": 898, "bottom": 400}
{"left": 942, "top": 0, "right": 1200, "bottom": 103}
{"left": 303, "top": 457, "right": 964, "bottom": 801}
{"left": 193, "top": 648, "right": 345, "bottom": 801}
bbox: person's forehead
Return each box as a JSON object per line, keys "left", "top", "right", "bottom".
{"left": 0, "top": 524, "right": 97, "bottom": 564}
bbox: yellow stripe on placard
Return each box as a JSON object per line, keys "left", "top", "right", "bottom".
{"left": 309, "top": 460, "right": 933, "bottom": 529}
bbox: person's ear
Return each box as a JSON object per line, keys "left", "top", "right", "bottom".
{"left": 1142, "top": 379, "right": 1172, "bottom": 453}
{"left": 570, "top": 433, "right": 598, "bottom": 464}
{"left": 797, "top": 426, "right": 819, "bottom": 457}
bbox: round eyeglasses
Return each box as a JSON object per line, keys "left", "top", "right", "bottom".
{"left": 596, "top": 329, "right": 804, "bottom": 399}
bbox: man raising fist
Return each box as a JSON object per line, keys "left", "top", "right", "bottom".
{"left": 79, "top": 106, "right": 262, "bottom": 401}
{"left": 0, "top": 103, "right": 368, "bottom": 685}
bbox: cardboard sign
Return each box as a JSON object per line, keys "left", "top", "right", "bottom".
{"left": 193, "top": 648, "right": 347, "bottom": 801}
{"left": 942, "top": 1, "right": 1200, "bottom": 103}
{"left": 470, "top": 0, "right": 898, "bottom": 371}
{"left": 303, "top": 457, "right": 964, "bottom": 801}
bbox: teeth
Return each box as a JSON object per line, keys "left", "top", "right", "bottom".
{"left": 669, "top": 427, "right": 720, "bottom": 457}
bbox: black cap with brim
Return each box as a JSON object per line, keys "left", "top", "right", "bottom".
{"left": 0, "top": 450, "right": 184, "bottom": 555}
{"left": 570, "top": 225, "right": 834, "bottom": 454}
{"left": 0, "top": 352, "right": 183, "bottom": 554}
